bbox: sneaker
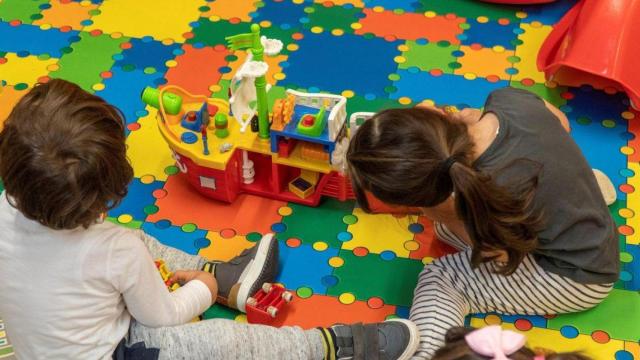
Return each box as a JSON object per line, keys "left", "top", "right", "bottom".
{"left": 209, "top": 233, "right": 279, "bottom": 312}
{"left": 327, "top": 319, "right": 420, "bottom": 360}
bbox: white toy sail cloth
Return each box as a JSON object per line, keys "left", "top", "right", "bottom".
{"left": 229, "top": 36, "right": 283, "bottom": 133}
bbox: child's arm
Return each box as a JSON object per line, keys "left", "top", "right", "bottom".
{"left": 542, "top": 100, "right": 570, "bottom": 132}
{"left": 109, "top": 234, "right": 216, "bottom": 327}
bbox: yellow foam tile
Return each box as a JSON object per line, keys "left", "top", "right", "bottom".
{"left": 624, "top": 341, "right": 639, "bottom": 357}
{"left": 512, "top": 23, "right": 553, "bottom": 84}
{"left": 313, "top": 0, "right": 365, "bottom": 6}
{"left": 624, "top": 162, "right": 640, "bottom": 245}
{"left": 343, "top": 208, "right": 413, "bottom": 257}
{"left": 198, "top": 231, "right": 255, "bottom": 262}
{"left": 200, "top": 0, "right": 257, "bottom": 21}
{"left": 85, "top": 0, "right": 203, "bottom": 42}
{"left": 0, "top": 85, "right": 28, "bottom": 129}
{"left": 125, "top": 108, "right": 174, "bottom": 181}
{"left": 470, "top": 319, "right": 625, "bottom": 359}
{"left": 454, "top": 46, "right": 514, "bottom": 81}
{"left": 0, "top": 54, "right": 57, "bottom": 86}
{"left": 33, "top": 0, "right": 98, "bottom": 30}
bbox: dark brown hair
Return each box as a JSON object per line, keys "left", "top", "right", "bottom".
{"left": 346, "top": 108, "right": 543, "bottom": 274}
{"left": 0, "top": 79, "right": 133, "bottom": 230}
{"left": 432, "top": 327, "right": 591, "bottom": 360}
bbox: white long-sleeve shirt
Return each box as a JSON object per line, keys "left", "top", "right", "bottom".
{"left": 0, "top": 195, "right": 213, "bottom": 359}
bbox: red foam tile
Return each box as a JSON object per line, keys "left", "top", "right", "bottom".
{"left": 147, "top": 174, "right": 286, "bottom": 235}
{"left": 272, "top": 294, "right": 396, "bottom": 329}
{"left": 355, "top": 9, "right": 465, "bottom": 43}
{"left": 164, "top": 44, "right": 230, "bottom": 95}
{"left": 410, "top": 217, "right": 457, "bottom": 260}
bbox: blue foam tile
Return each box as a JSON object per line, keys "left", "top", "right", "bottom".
{"left": 566, "top": 88, "right": 629, "bottom": 199}
{"left": 98, "top": 67, "right": 164, "bottom": 129}
{"left": 363, "top": 0, "right": 419, "bottom": 11}
{"left": 114, "top": 38, "right": 180, "bottom": 72}
{"left": 462, "top": 19, "right": 519, "bottom": 50}
{"left": 275, "top": 241, "right": 339, "bottom": 295}
{"left": 0, "top": 21, "right": 79, "bottom": 57}
{"left": 282, "top": 32, "right": 401, "bottom": 98}
{"left": 621, "top": 244, "right": 640, "bottom": 291}
{"left": 108, "top": 178, "right": 165, "bottom": 221}
{"left": 253, "top": 0, "right": 307, "bottom": 26}
{"left": 391, "top": 70, "right": 509, "bottom": 108}
{"left": 142, "top": 222, "right": 207, "bottom": 255}
{"left": 395, "top": 305, "right": 410, "bottom": 319}
{"left": 520, "top": 0, "right": 578, "bottom": 25}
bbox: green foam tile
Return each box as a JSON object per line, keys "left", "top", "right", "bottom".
{"left": 509, "top": 81, "right": 567, "bottom": 108}
{"left": 0, "top": 0, "right": 48, "bottom": 23}
{"left": 278, "top": 198, "right": 354, "bottom": 248}
{"left": 189, "top": 19, "right": 296, "bottom": 55}
{"left": 107, "top": 217, "right": 143, "bottom": 230}
{"left": 202, "top": 303, "right": 240, "bottom": 320}
{"left": 51, "top": 32, "right": 129, "bottom": 91}
{"left": 400, "top": 40, "right": 458, "bottom": 73}
{"left": 328, "top": 249, "right": 424, "bottom": 306}
{"left": 304, "top": 4, "right": 362, "bottom": 33}
{"left": 547, "top": 289, "right": 640, "bottom": 341}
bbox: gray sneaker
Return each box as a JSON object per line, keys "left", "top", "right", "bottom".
{"left": 211, "top": 234, "right": 279, "bottom": 312}
{"left": 330, "top": 319, "right": 420, "bottom": 360}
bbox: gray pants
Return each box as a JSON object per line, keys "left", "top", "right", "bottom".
{"left": 129, "top": 231, "right": 325, "bottom": 360}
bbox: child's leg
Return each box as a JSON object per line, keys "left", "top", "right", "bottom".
{"left": 128, "top": 319, "right": 324, "bottom": 360}
{"left": 127, "top": 317, "right": 420, "bottom": 360}
{"left": 409, "top": 250, "right": 612, "bottom": 359}
{"left": 137, "top": 230, "right": 207, "bottom": 270}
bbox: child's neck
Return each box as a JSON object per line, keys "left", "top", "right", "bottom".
{"left": 467, "top": 112, "right": 499, "bottom": 161}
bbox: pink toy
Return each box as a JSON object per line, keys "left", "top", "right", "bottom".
{"left": 537, "top": 0, "right": 640, "bottom": 109}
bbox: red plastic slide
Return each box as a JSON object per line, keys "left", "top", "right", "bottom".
{"left": 479, "top": 0, "right": 556, "bottom": 3}
{"left": 537, "top": 0, "right": 640, "bottom": 109}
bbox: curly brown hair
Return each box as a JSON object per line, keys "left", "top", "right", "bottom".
{"left": 0, "top": 79, "right": 133, "bottom": 230}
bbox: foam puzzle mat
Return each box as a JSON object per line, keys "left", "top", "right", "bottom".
{"left": 0, "top": 0, "right": 638, "bottom": 359}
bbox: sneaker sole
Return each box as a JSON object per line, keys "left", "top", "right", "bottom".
{"left": 236, "top": 233, "right": 278, "bottom": 312}
{"left": 387, "top": 318, "right": 420, "bottom": 360}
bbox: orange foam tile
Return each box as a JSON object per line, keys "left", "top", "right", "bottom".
{"left": 355, "top": 9, "right": 465, "bottom": 43}
{"left": 0, "top": 85, "right": 28, "bottom": 129}
{"left": 198, "top": 231, "right": 255, "bottom": 262}
{"left": 314, "top": 0, "right": 364, "bottom": 6}
{"left": 274, "top": 294, "right": 396, "bottom": 329}
{"left": 165, "top": 44, "right": 230, "bottom": 95}
{"left": 200, "top": 0, "right": 257, "bottom": 22}
{"left": 409, "top": 217, "right": 457, "bottom": 260}
{"left": 148, "top": 174, "right": 286, "bottom": 235}
{"left": 33, "top": 0, "right": 97, "bottom": 30}
{"left": 455, "top": 45, "right": 515, "bottom": 81}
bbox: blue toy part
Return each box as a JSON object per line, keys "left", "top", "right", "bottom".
{"left": 181, "top": 102, "right": 208, "bottom": 131}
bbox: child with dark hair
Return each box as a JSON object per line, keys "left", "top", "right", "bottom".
{"left": 433, "top": 326, "right": 590, "bottom": 360}
{"left": 346, "top": 87, "right": 618, "bottom": 358}
{"left": 0, "top": 79, "right": 419, "bottom": 360}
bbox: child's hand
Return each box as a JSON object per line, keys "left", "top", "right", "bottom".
{"left": 170, "top": 270, "right": 218, "bottom": 303}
